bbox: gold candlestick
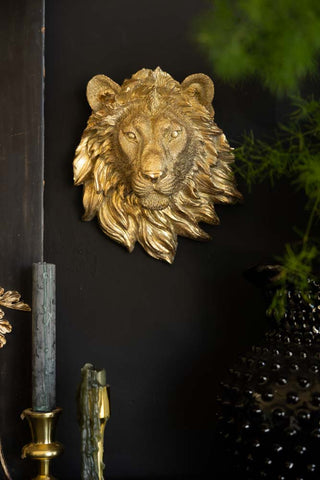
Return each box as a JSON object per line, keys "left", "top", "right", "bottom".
{"left": 21, "top": 408, "right": 63, "bottom": 480}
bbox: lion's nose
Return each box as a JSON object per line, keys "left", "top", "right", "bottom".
{"left": 142, "top": 170, "right": 166, "bottom": 183}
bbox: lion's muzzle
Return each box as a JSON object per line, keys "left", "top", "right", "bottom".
{"left": 140, "top": 148, "right": 168, "bottom": 183}
{"left": 141, "top": 168, "right": 166, "bottom": 183}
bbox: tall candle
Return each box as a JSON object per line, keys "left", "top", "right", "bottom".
{"left": 32, "top": 262, "right": 56, "bottom": 412}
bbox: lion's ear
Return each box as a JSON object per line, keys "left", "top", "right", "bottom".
{"left": 182, "top": 73, "right": 214, "bottom": 110}
{"left": 87, "top": 74, "right": 121, "bottom": 111}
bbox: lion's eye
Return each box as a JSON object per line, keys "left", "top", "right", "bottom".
{"left": 125, "top": 131, "right": 137, "bottom": 140}
{"left": 171, "top": 130, "right": 181, "bottom": 138}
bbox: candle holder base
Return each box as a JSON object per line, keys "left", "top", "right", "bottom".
{"left": 21, "top": 408, "right": 63, "bottom": 480}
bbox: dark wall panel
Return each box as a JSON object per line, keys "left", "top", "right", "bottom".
{"left": 44, "top": 1, "right": 304, "bottom": 478}
{"left": 0, "top": 1, "right": 44, "bottom": 478}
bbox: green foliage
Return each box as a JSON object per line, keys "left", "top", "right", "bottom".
{"left": 193, "top": 1, "right": 320, "bottom": 316}
{"left": 235, "top": 98, "right": 320, "bottom": 193}
{"left": 194, "top": 0, "right": 320, "bottom": 96}
{"left": 235, "top": 98, "right": 320, "bottom": 318}
{"left": 267, "top": 244, "right": 318, "bottom": 320}
{"left": 235, "top": 132, "right": 293, "bottom": 189}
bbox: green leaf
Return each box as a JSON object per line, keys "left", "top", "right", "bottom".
{"left": 194, "top": 0, "right": 320, "bottom": 96}
{"left": 267, "top": 243, "right": 318, "bottom": 320}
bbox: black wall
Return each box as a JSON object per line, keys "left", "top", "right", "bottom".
{"left": 1, "top": 1, "right": 306, "bottom": 479}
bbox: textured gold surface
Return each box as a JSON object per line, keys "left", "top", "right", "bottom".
{"left": 78, "top": 364, "right": 110, "bottom": 480}
{"left": 73, "top": 67, "right": 241, "bottom": 263}
{"left": 97, "top": 384, "right": 110, "bottom": 480}
{"left": 0, "top": 286, "right": 30, "bottom": 347}
{"left": 21, "top": 408, "right": 63, "bottom": 480}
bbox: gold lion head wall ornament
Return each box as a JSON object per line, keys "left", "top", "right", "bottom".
{"left": 73, "top": 67, "right": 242, "bottom": 263}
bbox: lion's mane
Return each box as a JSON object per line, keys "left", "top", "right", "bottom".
{"left": 73, "top": 68, "right": 241, "bottom": 263}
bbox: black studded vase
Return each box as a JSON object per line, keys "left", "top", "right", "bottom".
{"left": 217, "top": 268, "right": 320, "bottom": 479}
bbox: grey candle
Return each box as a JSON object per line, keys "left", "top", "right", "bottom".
{"left": 32, "top": 262, "right": 56, "bottom": 412}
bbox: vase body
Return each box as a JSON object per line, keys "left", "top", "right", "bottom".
{"left": 218, "top": 281, "right": 320, "bottom": 479}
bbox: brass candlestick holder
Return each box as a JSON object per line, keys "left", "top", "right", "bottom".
{"left": 21, "top": 408, "right": 63, "bottom": 480}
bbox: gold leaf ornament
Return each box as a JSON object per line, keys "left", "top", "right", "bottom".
{"left": 0, "top": 287, "right": 31, "bottom": 348}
